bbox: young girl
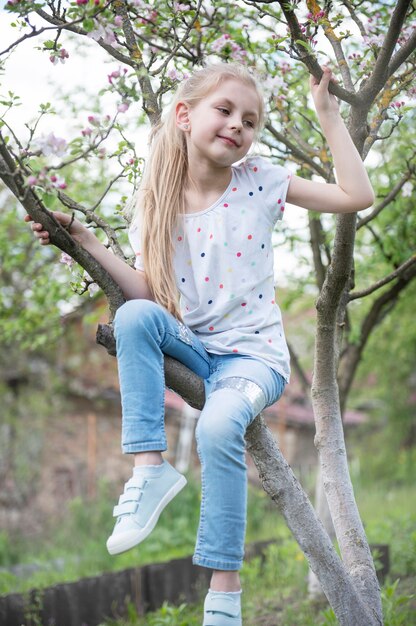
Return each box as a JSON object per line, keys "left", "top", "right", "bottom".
{"left": 27, "top": 62, "right": 374, "bottom": 626}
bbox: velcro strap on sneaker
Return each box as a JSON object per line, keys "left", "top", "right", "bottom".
{"left": 205, "top": 596, "right": 240, "bottom": 618}
{"left": 113, "top": 501, "right": 138, "bottom": 517}
{"left": 118, "top": 491, "right": 142, "bottom": 506}
{"left": 125, "top": 476, "right": 146, "bottom": 490}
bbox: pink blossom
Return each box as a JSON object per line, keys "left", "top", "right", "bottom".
{"left": 363, "top": 34, "right": 384, "bottom": 47}
{"left": 60, "top": 252, "right": 74, "bottom": 268}
{"left": 81, "top": 127, "right": 92, "bottom": 137}
{"left": 114, "top": 15, "right": 123, "bottom": 27}
{"left": 263, "top": 75, "right": 287, "bottom": 98}
{"left": 211, "top": 34, "right": 247, "bottom": 62}
{"left": 27, "top": 175, "right": 38, "bottom": 187}
{"left": 76, "top": 0, "right": 88, "bottom": 4}
{"left": 36, "top": 133, "right": 67, "bottom": 157}
{"left": 174, "top": 2, "right": 190, "bottom": 10}
{"left": 88, "top": 21, "right": 117, "bottom": 45}
{"left": 50, "top": 174, "right": 67, "bottom": 189}
{"left": 167, "top": 67, "right": 183, "bottom": 81}
{"left": 49, "top": 55, "right": 58, "bottom": 65}
{"left": 117, "top": 102, "right": 129, "bottom": 113}
{"left": 108, "top": 69, "right": 121, "bottom": 84}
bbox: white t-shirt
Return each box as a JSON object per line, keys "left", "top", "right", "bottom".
{"left": 129, "top": 156, "right": 292, "bottom": 381}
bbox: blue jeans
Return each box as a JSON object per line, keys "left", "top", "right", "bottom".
{"left": 114, "top": 299, "right": 286, "bottom": 571}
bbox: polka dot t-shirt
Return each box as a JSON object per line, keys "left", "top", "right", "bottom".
{"left": 129, "top": 156, "right": 292, "bottom": 381}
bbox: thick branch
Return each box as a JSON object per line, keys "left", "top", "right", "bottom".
{"left": 387, "top": 20, "right": 416, "bottom": 79}
{"left": 96, "top": 319, "right": 375, "bottom": 625}
{"left": 113, "top": 0, "right": 161, "bottom": 125}
{"left": 308, "top": 213, "right": 329, "bottom": 290}
{"left": 359, "top": 0, "right": 412, "bottom": 104}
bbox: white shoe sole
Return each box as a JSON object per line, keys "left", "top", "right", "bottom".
{"left": 106, "top": 474, "right": 187, "bottom": 555}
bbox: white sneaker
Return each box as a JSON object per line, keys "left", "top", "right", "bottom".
{"left": 106, "top": 461, "right": 187, "bottom": 555}
{"left": 203, "top": 591, "right": 242, "bottom": 626}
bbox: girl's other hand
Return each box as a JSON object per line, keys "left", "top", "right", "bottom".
{"left": 24, "top": 211, "right": 89, "bottom": 246}
{"left": 310, "top": 66, "right": 340, "bottom": 118}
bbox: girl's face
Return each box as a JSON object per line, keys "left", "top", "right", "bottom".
{"left": 182, "top": 79, "right": 261, "bottom": 169}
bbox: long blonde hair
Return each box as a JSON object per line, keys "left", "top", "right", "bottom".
{"left": 136, "top": 62, "right": 264, "bottom": 319}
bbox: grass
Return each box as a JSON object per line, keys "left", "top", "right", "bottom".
{"left": 1, "top": 474, "right": 414, "bottom": 625}
{"left": 100, "top": 541, "right": 415, "bottom": 626}
{"left": 0, "top": 476, "right": 288, "bottom": 595}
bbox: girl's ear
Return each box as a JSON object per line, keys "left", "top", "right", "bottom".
{"left": 176, "top": 101, "right": 191, "bottom": 131}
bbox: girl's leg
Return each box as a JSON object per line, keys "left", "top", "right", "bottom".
{"left": 195, "top": 358, "right": 286, "bottom": 624}
{"left": 107, "top": 299, "right": 212, "bottom": 555}
{"left": 193, "top": 386, "right": 258, "bottom": 573}
{"left": 114, "top": 299, "right": 211, "bottom": 454}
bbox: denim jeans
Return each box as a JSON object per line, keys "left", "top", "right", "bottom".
{"left": 114, "top": 299, "right": 286, "bottom": 571}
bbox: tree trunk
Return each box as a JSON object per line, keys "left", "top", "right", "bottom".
{"left": 312, "top": 211, "right": 383, "bottom": 624}
{"left": 307, "top": 464, "right": 335, "bottom": 600}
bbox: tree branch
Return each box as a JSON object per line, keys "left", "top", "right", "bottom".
{"left": 357, "top": 169, "right": 414, "bottom": 229}
{"left": 339, "top": 263, "right": 416, "bottom": 405}
{"left": 113, "top": 0, "right": 161, "bottom": 125}
{"left": 388, "top": 24, "right": 416, "bottom": 79}
{"left": 265, "top": 123, "right": 329, "bottom": 179}
{"left": 273, "top": 0, "right": 358, "bottom": 105}
{"left": 359, "top": 0, "right": 412, "bottom": 104}
{"left": 349, "top": 256, "right": 416, "bottom": 301}
{"left": 306, "top": 1, "right": 355, "bottom": 91}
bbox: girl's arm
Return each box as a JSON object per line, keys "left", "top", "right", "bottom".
{"left": 286, "top": 67, "right": 375, "bottom": 214}
{"left": 25, "top": 212, "right": 154, "bottom": 301}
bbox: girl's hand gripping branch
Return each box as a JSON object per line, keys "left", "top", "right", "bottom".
{"left": 24, "top": 211, "right": 90, "bottom": 247}
{"left": 24, "top": 211, "right": 153, "bottom": 301}
{"left": 310, "top": 66, "right": 340, "bottom": 119}
{"left": 287, "top": 66, "right": 375, "bottom": 214}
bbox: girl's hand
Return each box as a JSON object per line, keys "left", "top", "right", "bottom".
{"left": 310, "top": 66, "right": 340, "bottom": 118}
{"left": 24, "top": 211, "right": 89, "bottom": 246}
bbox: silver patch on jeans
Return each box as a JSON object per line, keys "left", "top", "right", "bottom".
{"left": 177, "top": 321, "right": 193, "bottom": 345}
{"left": 211, "top": 377, "right": 266, "bottom": 416}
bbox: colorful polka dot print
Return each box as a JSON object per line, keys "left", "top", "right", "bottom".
{"left": 127, "top": 156, "right": 292, "bottom": 382}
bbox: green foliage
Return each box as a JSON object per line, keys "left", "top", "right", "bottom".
{"left": 100, "top": 538, "right": 416, "bottom": 625}
{"left": 382, "top": 580, "right": 415, "bottom": 626}
{"left": 0, "top": 477, "right": 285, "bottom": 595}
{"left": 0, "top": 197, "right": 78, "bottom": 351}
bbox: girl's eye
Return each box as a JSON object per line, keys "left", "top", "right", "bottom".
{"left": 217, "top": 107, "right": 230, "bottom": 115}
{"left": 244, "top": 120, "right": 255, "bottom": 129}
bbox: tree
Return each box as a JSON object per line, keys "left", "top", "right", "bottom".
{"left": 1, "top": 1, "right": 415, "bottom": 624}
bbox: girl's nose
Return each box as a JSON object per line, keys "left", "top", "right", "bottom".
{"left": 229, "top": 117, "right": 242, "bottom": 131}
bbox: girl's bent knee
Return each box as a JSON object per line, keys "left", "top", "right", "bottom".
{"left": 114, "top": 299, "right": 160, "bottom": 333}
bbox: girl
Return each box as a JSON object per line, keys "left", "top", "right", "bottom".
{"left": 27, "top": 62, "right": 374, "bottom": 626}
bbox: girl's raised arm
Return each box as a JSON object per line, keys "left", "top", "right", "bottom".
{"left": 286, "top": 67, "right": 375, "bottom": 214}
{"left": 25, "top": 212, "right": 154, "bottom": 302}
